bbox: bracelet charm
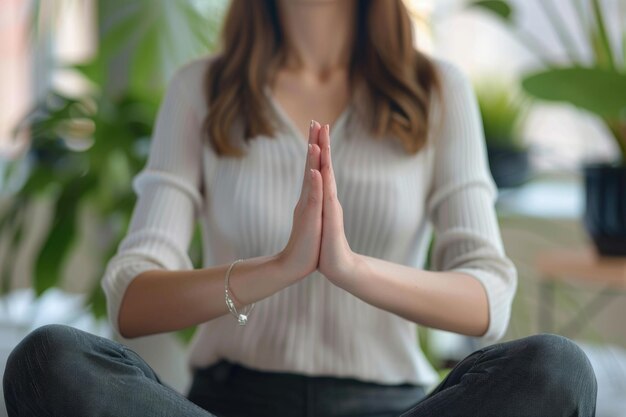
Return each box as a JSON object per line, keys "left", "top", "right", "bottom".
{"left": 224, "top": 259, "right": 255, "bottom": 326}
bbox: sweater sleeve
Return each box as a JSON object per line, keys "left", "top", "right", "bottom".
{"left": 101, "top": 65, "right": 204, "bottom": 335}
{"left": 425, "top": 59, "right": 517, "bottom": 343}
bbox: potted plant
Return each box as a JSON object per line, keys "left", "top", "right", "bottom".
{"left": 472, "top": 0, "right": 626, "bottom": 256}
{"left": 475, "top": 79, "right": 531, "bottom": 188}
{"left": 0, "top": 0, "right": 223, "bottom": 335}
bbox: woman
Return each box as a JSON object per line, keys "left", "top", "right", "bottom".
{"left": 3, "top": 0, "right": 597, "bottom": 416}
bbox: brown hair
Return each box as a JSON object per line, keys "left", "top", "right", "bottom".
{"left": 204, "top": 0, "right": 440, "bottom": 157}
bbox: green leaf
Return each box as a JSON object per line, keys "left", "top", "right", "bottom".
{"left": 622, "top": 27, "right": 626, "bottom": 69}
{"left": 97, "top": 0, "right": 213, "bottom": 100}
{"left": 590, "top": 0, "right": 616, "bottom": 70}
{"left": 0, "top": 206, "right": 26, "bottom": 297}
{"left": 189, "top": 224, "right": 204, "bottom": 269}
{"left": 1, "top": 224, "right": 24, "bottom": 296}
{"left": 86, "top": 283, "right": 108, "bottom": 319}
{"left": 591, "top": 28, "right": 612, "bottom": 69}
{"left": 0, "top": 200, "right": 23, "bottom": 232}
{"left": 176, "top": 326, "right": 198, "bottom": 344}
{"left": 34, "top": 174, "right": 97, "bottom": 295}
{"left": 21, "top": 168, "right": 56, "bottom": 195}
{"left": 470, "top": 0, "right": 513, "bottom": 21}
{"left": 475, "top": 79, "right": 529, "bottom": 148}
{"left": 74, "top": 60, "right": 105, "bottom": 87}
{"left": 522, "top": 67, "right": 626, "bottom": 118}
{"left": 34, "top": 203, "right": 77, "bottom": 295}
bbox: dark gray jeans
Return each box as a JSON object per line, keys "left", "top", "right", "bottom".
{"left": 3, "top": 324, "right": 597, "bottom": 416}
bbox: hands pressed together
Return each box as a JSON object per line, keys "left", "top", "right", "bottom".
{"left": 279, "top": 120, "right": 361, "bottom": 286}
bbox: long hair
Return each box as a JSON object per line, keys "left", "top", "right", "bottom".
{"left": 203, "top": 0, "right": 440, "bottom": 157}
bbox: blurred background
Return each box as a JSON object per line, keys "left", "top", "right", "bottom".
{"left": 1, "top": 0, "right": 625, "bottom": 416}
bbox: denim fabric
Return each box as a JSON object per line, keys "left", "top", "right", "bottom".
{"left": 3, "top": 324, "right": 597, "bottom": 417}
{"left": 3, "top": 324, "right": 211, "bottom": 417}
{"left": 187, "top": 360, "right": 425, "bottom": 416}
{"left": 399, "top": 333, "right": 598, "bottom": 417}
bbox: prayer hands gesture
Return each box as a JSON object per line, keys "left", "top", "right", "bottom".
{"left": 278, "top": 120, "right": 360, "bottom": 286}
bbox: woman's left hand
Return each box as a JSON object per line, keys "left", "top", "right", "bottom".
{"left": 317, "top": 123, "right": 362, "bottom": 287}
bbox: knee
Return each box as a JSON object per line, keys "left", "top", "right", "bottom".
{"left": 523, "top": 334, "right": 597, "bottom": 411}
{"left": 3, "top": 324, "right": 81, "bottom": 395}
{"left": 7, "top": 324, "right": 79, "bottom": 366}
{"left": 523, "top": 334, "right": 595, "bottom": 378}
{"left": 5, "top": 324, "right": 125, "bottom": 416}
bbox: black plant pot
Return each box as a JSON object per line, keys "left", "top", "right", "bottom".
{"left": 486, "top": 145, "right": 530, "bottom": 188}
{"left": 583, "top": 163, "right": 626, "bottom": 256}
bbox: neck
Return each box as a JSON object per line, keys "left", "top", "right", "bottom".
{"left": 277, "top": 0, "right": 357, "bottom": 78}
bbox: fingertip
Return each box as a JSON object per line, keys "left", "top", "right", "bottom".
{"left": 310, "top": 121, "right": 322, "bottom": 145}
{"left": 308, "top": 120, "right": 318, "bottom": 143}
{"left": 319, "top": 123, "right": 330, "bottom": 147}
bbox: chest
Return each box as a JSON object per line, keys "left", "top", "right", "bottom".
{"left": 267, "top": 70, "right": 352, "bottom": 141}
{"left": 205, "top": 131, "right": 434, "bottom": 257}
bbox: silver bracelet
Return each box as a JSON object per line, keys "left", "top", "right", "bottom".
{"left": 224, "top": 259, "right": 255, "bottom": 325}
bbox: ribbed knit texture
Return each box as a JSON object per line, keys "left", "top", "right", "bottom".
{"left": 101, "top": 55, "right": 517, "bottom": 387}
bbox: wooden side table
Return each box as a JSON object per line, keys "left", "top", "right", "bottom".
{"left": 535, "top": 247, "right": 626, "bottom": 335}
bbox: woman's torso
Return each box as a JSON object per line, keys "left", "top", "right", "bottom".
{"left": 179, "top": 55, "right": 441, "bottom": 387}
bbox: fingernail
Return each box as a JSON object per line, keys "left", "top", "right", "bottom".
{"left": 310, "top": 169, "right": 315, "bottom": 178}
{"left": 308, "top": 143, "right": 312, "bottom": 150}
{"left": 310, "top": 120, "right": 314, "bottom": 129}
{"left": 325, "top": 124, "right": 330, "bottom": 133}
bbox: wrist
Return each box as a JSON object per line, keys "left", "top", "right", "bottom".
{"left": 274, "top": 250, "right": 312, "bottom": 282}
{"left": 225, "top": 253, "right": 300, "bottom": 308}
{"left": 329, "top": 251, "right": 367, "bottom": 291}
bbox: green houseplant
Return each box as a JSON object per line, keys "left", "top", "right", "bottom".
{"left": 472, "top": 0, "right": 626, "bottom": 256}
{"left": 475, "top": 79, "right": 531, "bottom": 188}
{"left": 0, "top": 0, "right": 224, "bottom": 332}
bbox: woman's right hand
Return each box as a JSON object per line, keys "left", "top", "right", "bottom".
{"left": 278, "top": 120, "right": 323, "bottom": 279}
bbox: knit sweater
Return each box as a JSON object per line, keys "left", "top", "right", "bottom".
{"left": 101, "top": 55, "right": 517, "bottom": 387}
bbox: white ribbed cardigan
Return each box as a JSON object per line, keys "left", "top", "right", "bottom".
{"left": 101, "top": 55, "right": 517, "bottom": 387}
